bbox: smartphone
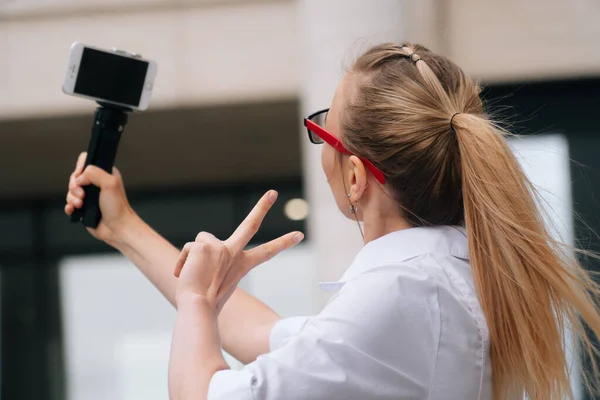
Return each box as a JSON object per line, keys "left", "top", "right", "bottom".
{"left": 62, "top": 42, "right": 157, "bottom": 111}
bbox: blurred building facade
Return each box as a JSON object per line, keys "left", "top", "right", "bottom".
{"left": 1, "top": 1, "right": 600, "bottom": 399}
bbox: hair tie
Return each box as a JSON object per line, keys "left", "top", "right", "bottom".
{"left": 450, "top": 113, "right": 461, "bottom": 132}
{"left": 408, "top": 53, "right": 421, "bottom": 63}
{"left": 398, "top": 45, "right": 422, "bottom": 63}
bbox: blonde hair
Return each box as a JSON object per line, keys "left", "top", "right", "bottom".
{"left": 343, "top": 43, "right": 600, "bottom": 399}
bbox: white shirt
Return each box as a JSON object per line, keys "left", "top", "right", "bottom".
{"left": 208, "top": 226, "right": 492, "bottom": 399}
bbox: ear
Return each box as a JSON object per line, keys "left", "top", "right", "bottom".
{"left": 347, "top": 155, "right": 368, "bottom": 202}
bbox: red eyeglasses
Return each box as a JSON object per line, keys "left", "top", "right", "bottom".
{"left": 303, "top": 108, "right": 386, "bottom": 184}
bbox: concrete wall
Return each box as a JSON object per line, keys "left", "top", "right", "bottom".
{"left": 2, "top": 0, "right": 600, "bottom": 121}
{"left": 0, "top": 0, "right": 298, "bottom": 120}
{"left": 406, "top": 0, "right": 600, "bottom": 82}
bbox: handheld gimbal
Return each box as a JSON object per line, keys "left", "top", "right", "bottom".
{"left": 64, "top": 45, "right": 155, "bottom": 229}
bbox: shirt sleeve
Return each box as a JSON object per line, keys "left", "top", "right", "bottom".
{"left": 269, "top": 316, "right": 311, "bottom": 352}
{"left": 208, "top": 264, "right": 441, "bottom": 400}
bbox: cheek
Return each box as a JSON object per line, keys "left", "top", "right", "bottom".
{"left": 321, "top": 146, "right": 350, "bottom": 216}
{"left": 321, "top": 145, "right": 334, "bottom": 181}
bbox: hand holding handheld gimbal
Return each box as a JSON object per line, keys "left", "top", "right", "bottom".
{"left": 62, "top": 43, "right": 157, "bottom": 228}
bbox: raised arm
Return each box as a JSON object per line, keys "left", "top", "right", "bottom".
{"left": 65, "top": 152, "right": 290, "bottom": 363}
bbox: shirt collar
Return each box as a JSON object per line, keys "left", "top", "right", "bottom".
{"left": 319, "top": 225, "right": 469, "bottom": 291}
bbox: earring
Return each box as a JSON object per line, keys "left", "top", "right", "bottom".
{"left": 348, "top": 193, "right": 357, "bottom": 214}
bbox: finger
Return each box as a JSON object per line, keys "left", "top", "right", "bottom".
{"left": 112, "top": 166, "right": 122, "bottom": 180}
{"left": 217, "top": 267, "right": 246, "bottom": 309}
{"left": 244, "top": 231, "right": 304, "bottom": 267}
{"left": 74, "top": 152, "right": 88, "bottom": 176}
{"left": 218, "top": 234, "right": 268, "bottom": 302}
{"left": 67, "top": 177, "right": 85, "bottom": 199}
{"left": 225, "top": 190, "right": 278, "bottom": 253}
{"left": 174, "top": 243, "right": 193, "bottom": 277}
{"left": 218, "top": 248, "right": 254, "bottom": 304}
{"left": 66, "top": 192, "right": 83, "bottom": 208}
{"left": 68, "top": 172, "right": 85, "bottom": 194}
{"left": 65, "top": 204, "right": 74, "bottom": 216}
{"left": 76, "top": 165, "right": 117, "bottom": 190}
{"left": 196, "top": 231, "right": 217, "bottom": 242}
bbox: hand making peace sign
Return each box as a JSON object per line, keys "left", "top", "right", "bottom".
{"left": 173, "top": 190, "right": 305, "bottom": 312}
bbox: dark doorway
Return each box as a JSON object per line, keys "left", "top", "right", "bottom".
{"left": 484, "top": 77, "right": 600, "bottom": 400}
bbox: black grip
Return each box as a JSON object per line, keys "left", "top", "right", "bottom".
{"left": 71, "top": 104, "right": 129, "bottom": 228}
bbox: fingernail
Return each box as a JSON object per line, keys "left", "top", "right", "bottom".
{"left": 268, "top": 191, "right": 278, "bottom": 202}
{"left": 293, "top": 232, "right": 304, "bottom": 244}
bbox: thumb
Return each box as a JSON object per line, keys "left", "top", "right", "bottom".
{"left": 76, "top": 165, "right": 116, "bottom": 189}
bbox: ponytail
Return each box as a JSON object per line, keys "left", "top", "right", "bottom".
{"left": 453, "top": 113, "right": 600, "bottom": 399}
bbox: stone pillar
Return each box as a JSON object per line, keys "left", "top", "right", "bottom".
{"left": 298, "top": 0, "right": 405, "bottom": 308}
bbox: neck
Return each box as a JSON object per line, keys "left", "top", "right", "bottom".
{"left": 361, "top": 210, "right": 412, "bottom": 244}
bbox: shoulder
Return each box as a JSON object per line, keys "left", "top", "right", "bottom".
{"left": 318, "top": 260, "right": 442, "bottom": 344}
{"left": 338, "top": 258, "right": 439, "bottom": 308}
{"left": 300, "top": 260, "right": 443, "bottom": 382}
{"left": 343, "top": 251, "right": 474, "bottom": 304}
{"left": 318, "top": 252, "right": 479, "bottom": 340}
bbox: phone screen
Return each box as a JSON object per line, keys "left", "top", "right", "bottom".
{"left": 74, "top": 47, "right": 149, "bottom": 107}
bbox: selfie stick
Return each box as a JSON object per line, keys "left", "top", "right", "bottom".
{"left": 70, "top": 102, "right": 131, "bottom": 228}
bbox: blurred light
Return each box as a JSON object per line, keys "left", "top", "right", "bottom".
{"left": 284, "top": 198, "right": 308, "bottom": 221}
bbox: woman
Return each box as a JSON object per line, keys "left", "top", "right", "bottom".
{"left": 66, "top": 43, "right": 600, "bottom": 399}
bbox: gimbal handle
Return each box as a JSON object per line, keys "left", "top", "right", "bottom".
{"left": 70, "top": 102, "right": 131, "bottom": 228}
